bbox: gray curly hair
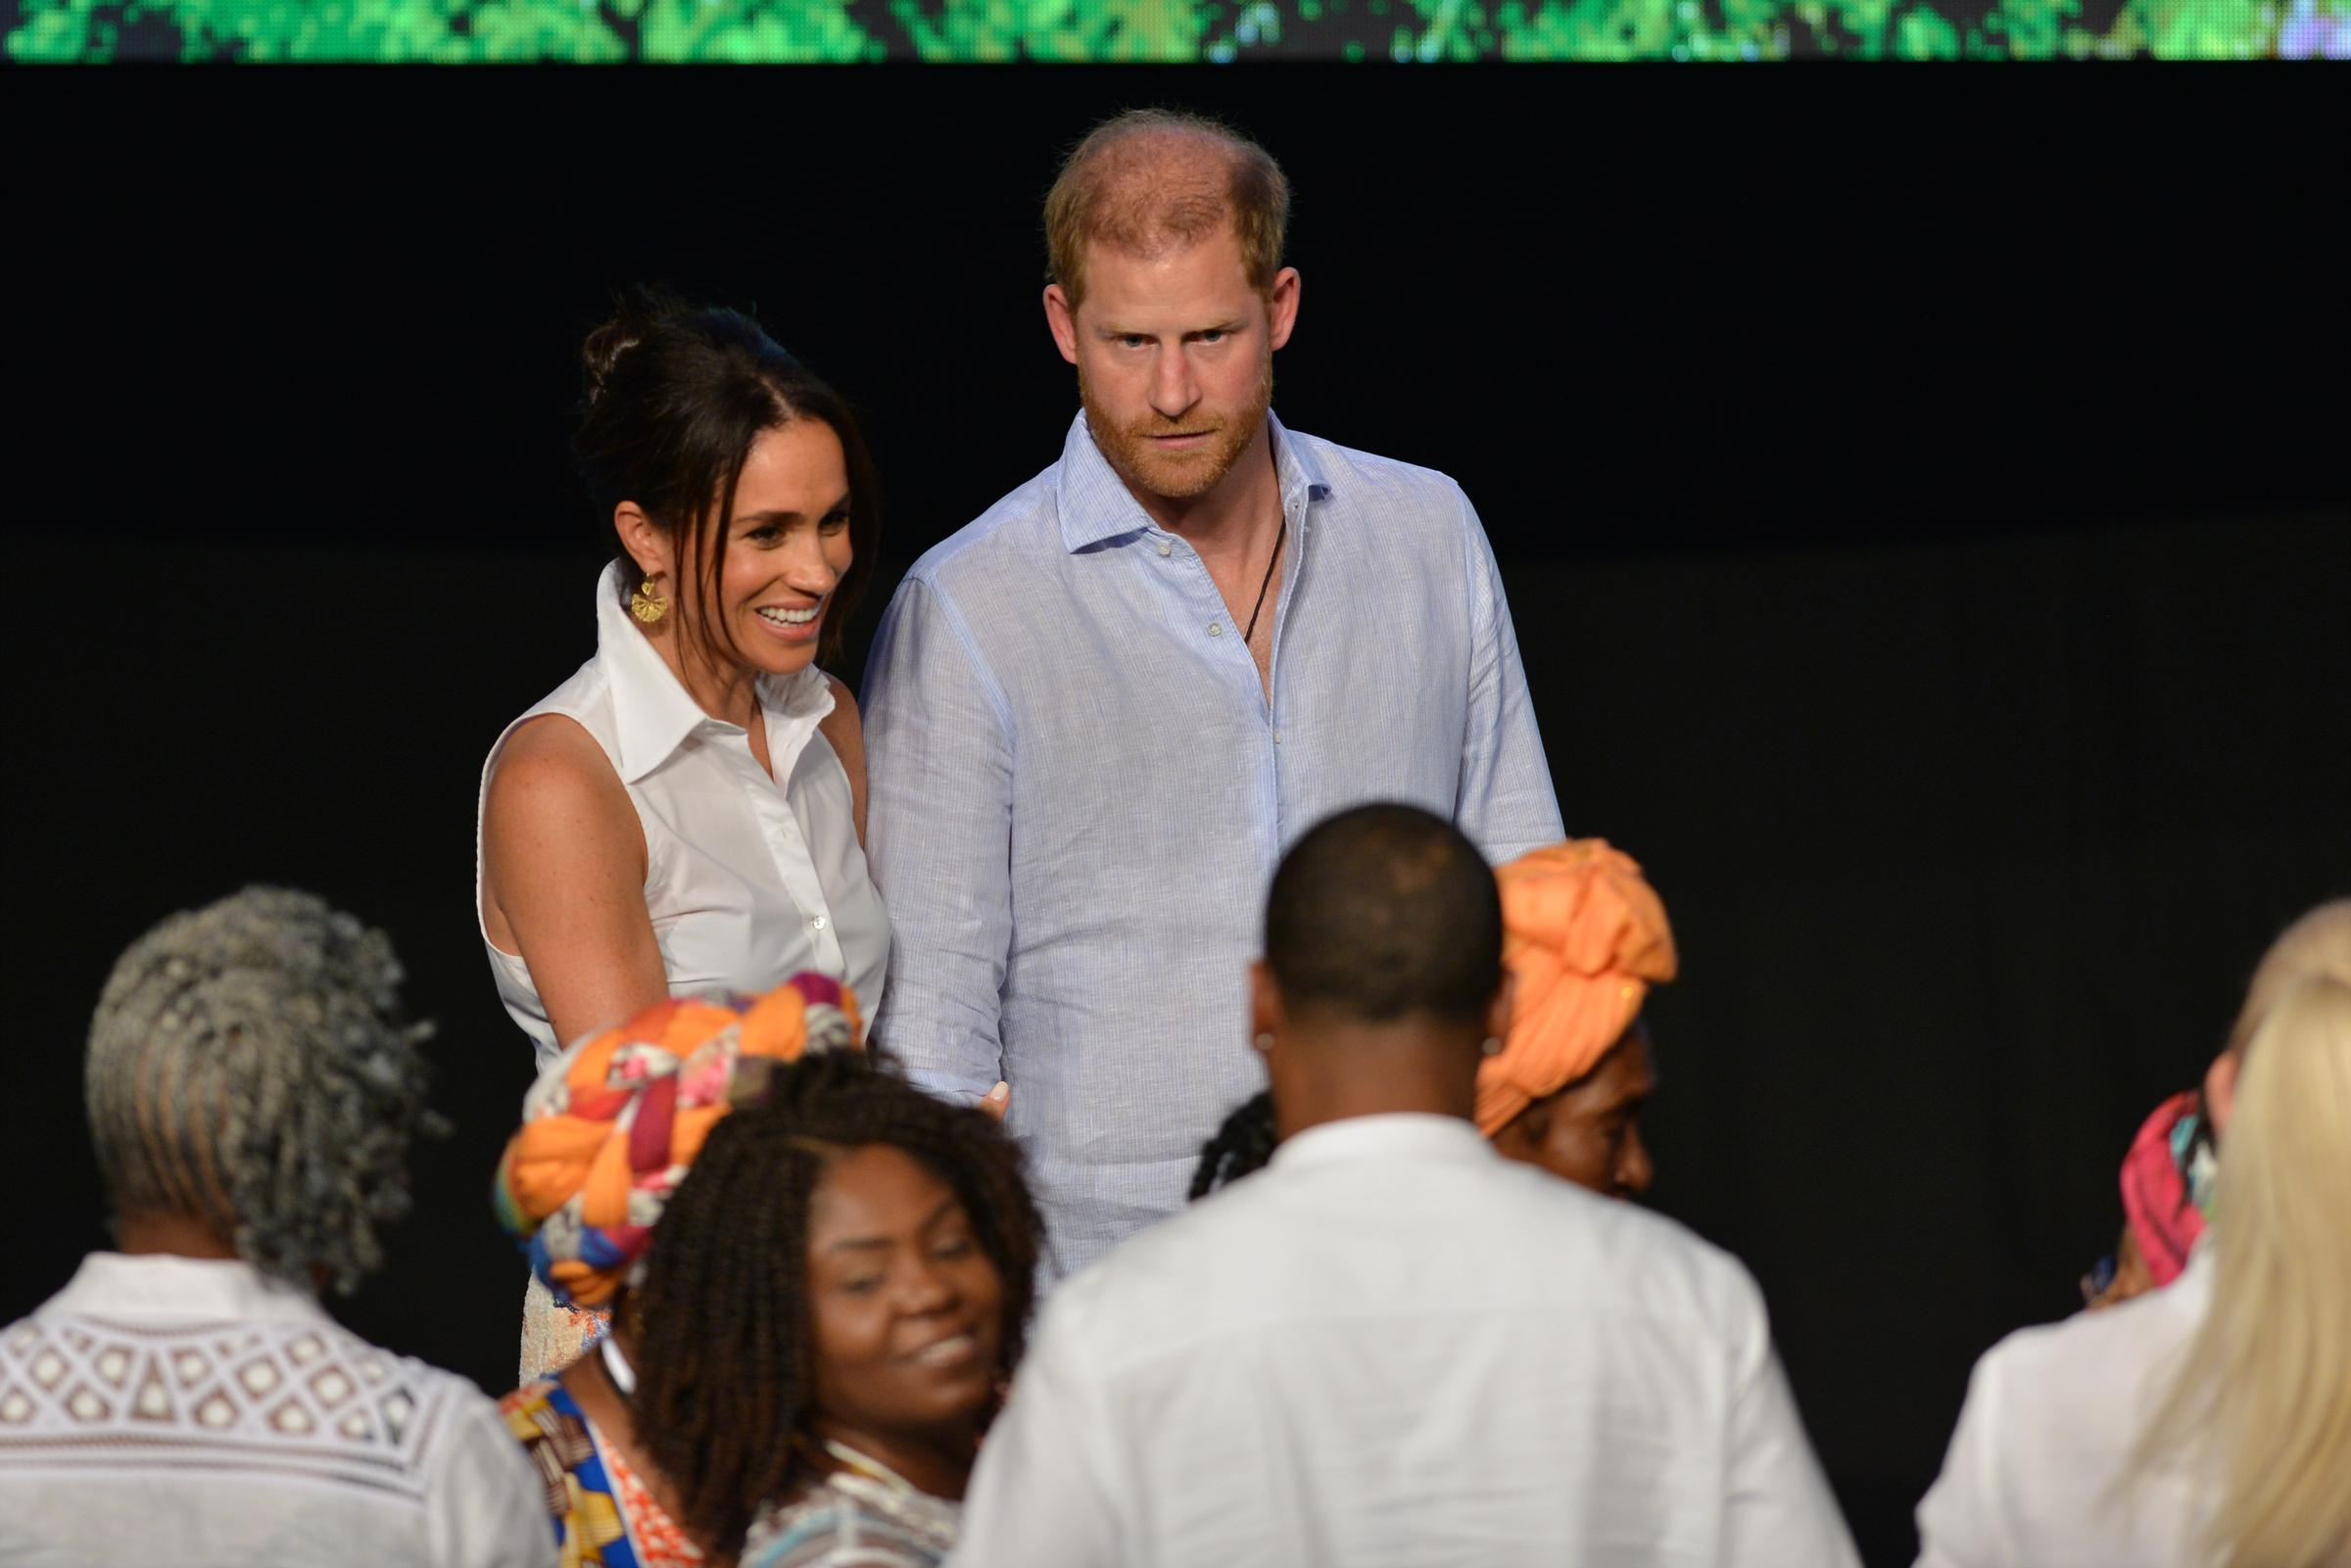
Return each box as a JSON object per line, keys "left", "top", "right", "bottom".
{"left": 85, "top": 886, "right": 444, "bottom": 1296}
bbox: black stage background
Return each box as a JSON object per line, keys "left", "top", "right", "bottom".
{"left": 10, "top": 67, "right": 2346, "bottom": 1564}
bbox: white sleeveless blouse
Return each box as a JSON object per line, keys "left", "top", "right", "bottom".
{"left": 477, "top": 564, "right": 889, "bottom": 1069}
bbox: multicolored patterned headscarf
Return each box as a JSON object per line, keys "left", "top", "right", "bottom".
{"left": 1474, "top": 839, "right": 1678, "bottom": 1138}
{"left": 2119, "top": 1088, "right": 2218, "bottom": 1289}
{"left": 492, "top": 976, "right": 861, "bottom": 1307}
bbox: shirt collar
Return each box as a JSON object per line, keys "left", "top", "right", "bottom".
{"left": 41, "top": 1253, "right": 331, "bottom": 1326}
{"left": 1268, "top": 1112, "right": 1494, "bottom": 1176}
{"left": 594, "top": 561, "right": 832, "bottom": 784}
{"left": 1054, "top": 408, "right": 1331, "bottom": 554}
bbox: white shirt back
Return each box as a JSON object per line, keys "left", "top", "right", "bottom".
{"left": 951, "top": 1115, "right": 1857, "bottom": 1568}
{"left": 1914, "top": 1250, "right": 2223, "bottom": 1567}
{"left": 478, "top": 562, "right": 889, "bottom": 1069}
{"left": 0, "top": 1254, "right": 554, "bottom": 1568}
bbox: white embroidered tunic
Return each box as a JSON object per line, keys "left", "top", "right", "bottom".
{"left": 0, "top": 1254, "right": 553, "bottom": 1568}
{"left": 478, "top": 563, "right": 889, "bottom": 1069}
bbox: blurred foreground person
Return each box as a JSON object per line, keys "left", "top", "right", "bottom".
{"left": 1918, "top": 967, "right": 2351, "bottom": 1566}
{"left": 2082, "top": 899, "right": 2351, "bottom": 1309}
{"left": 954, "top": 804, "right": 1856, "bottom": 1568}
{"left": 495, "top": 980, "right": 1039, "bottom": 1567}
{"left": 0, "top": 888, "right": 552, "bottom": 1568}
{"left": 1193, "top": 836, "right": 1676, "bottom": 1199}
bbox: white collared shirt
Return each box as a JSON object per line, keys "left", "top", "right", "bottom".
{"left": 479, "top": 562, "right": 889, "bottom": 1068}
{"left": 1914, "top": 1249, "right": 2223, "bottom": 1567}
{"left": 950, "top": 1115, "right": 1857, "bottom": 1568}
{"left": 0, "top": 1254, "right": 554, "bottom": 1568}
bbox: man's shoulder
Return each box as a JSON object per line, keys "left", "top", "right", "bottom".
{"left": 1283, "top": 425, "right": 1471, "bottom": 515}
{"left": 897, "top": 466, "right": 1068, "bottom": 600}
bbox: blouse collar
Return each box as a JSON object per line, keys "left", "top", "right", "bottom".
{"left": 595, "top": 561, "right": 832, "bottom": 784}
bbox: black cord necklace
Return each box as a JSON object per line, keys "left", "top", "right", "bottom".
{"left": 1241, "top": 517, "right": 1287, "bottom": 644}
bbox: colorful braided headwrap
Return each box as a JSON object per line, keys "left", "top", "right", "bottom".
{"left": 492, "top": 975, "right": 861, "bottom": 1307}
{"left": 1474, "top": 839, "right": 1678, "bottom": 1138}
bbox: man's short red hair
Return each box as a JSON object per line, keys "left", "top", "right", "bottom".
{"left": 1044, "top": 109, "right": 1290, "bottom": 309}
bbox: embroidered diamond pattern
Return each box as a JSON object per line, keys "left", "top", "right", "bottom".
{"left": 309, "top": 1367, "right": 354, "bottom": 1407}
{"left": 132, "top": 1359, "right": 173, "bottom": 1421}
{"left": 3, "top": 1307, "right": 450, "bottom": 1486}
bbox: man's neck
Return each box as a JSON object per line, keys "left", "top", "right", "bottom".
{"left": 1269, "top": 1022, "right": 1483, "bottom": 1143}
{"left": 1136, "top": 419, "right": 1281, "bottom": 554}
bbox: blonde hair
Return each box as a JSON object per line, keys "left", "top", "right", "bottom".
{"left": 2224, "top": 899, "right": 2351, "bottom": 1056}
{"left": 2135, "top": 973, "right": 2351, "bottom": 1568}
{"left": 1043, "top": 109, "right": 1288, "bottom": 309}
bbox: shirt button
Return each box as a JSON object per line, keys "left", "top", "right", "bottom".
{"left": 1208, "top": 622, "right": 1223, "bottom": 637}
{"left": 1156, "top": 540, "right": 1172, "bottom": 557}
{"left": 1273, "top": 729, "right": 1283, "bottom": 744}
{"left": 810, "top": 915, "right": 828, "bottom": 931}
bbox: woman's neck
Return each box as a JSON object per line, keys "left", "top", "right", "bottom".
{"left": 812, "top": 1416, "right": 981, "bottom": 1502}
{"left": 639, "top": 621, "right": 761, "bottom": 730}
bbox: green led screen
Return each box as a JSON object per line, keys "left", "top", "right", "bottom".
{"left": 8, "top": 0, "right": 2348, "bottom": 59}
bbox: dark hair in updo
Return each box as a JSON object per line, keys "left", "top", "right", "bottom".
{"left": 574, "top": 289, "right": 881, "bottom": 669}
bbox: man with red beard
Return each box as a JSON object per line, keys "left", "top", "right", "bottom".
{"left": 860, "top": 109, "right": 1562, "bottom": 1282}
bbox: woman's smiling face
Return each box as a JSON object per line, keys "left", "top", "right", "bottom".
{"left": 805, "top": 1143, "right": 1007, "bottom": 1451}
{"left": 704, "top": 417, "right": 854, "bottom": 679}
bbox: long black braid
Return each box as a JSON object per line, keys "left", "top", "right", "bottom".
{"left": 1188, "top": 1089, "right": 1278, "bottom": 1200}
{"left": 624, "top": 1051, "right": 1041, "bottom": 1559}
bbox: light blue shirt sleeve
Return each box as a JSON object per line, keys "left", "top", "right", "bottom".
{"left": 1454, "top": 484, "right": 1565, "bottom": 862}
{"left": 861, "top": 574, "right": 1012, "bottom": 1104}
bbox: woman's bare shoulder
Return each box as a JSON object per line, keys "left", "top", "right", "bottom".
{"left": 486, "top": 714, "right": 630, "bottom": 831}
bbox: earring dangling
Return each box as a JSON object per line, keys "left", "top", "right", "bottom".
{"left": 1253, "top": 1032, "right": 1275, "bottom": 1056}
{"left": 630, "top": 576, "right": 669, "bottom": 625}
{"left": 1480, "top": 1036, "right": 1504, "bottom": 1058}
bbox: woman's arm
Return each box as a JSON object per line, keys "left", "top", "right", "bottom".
{"left": 817, "top": 676, "right": 868, "bottom": 847}
{"left": 482, "top": 714, "right": 670, "bottom": 1050}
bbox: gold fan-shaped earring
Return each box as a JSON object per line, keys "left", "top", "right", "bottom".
{"left": 630, "top": 576, "right": 669, "bottom": 624}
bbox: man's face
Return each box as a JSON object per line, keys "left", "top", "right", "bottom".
{"left": 1045, "top": 226, "right": 1299, "bottom": 511}
{"left": 1491, "top": 1023, "right": 1659, "bottom": 1199}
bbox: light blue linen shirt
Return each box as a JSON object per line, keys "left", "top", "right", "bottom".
{"left": 862, "top": 411, "right": 1562, "bottom": 1276}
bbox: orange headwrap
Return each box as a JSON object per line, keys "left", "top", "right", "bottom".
{"left": 1473, "top": 839, "right": 1677, "bottom": 1137}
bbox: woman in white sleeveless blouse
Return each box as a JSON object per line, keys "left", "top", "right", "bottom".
{"left": 478, "top": 295, "right": 892, "bottom": 1376}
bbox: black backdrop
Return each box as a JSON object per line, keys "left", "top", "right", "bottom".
{"left": 9, "top": 66, "right": 2346, "bottom": 1565}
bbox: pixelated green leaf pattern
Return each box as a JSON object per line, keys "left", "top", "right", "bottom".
{"left": 0, "top": 0, "right": 2305, "bottom": 59}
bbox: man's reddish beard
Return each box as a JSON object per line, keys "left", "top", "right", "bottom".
{"left": 1080, "top": 354, "right": 1274, "bottom": 505}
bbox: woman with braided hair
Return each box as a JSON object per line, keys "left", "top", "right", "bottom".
{"left": 494, "top": 977, "right": 1039, "bottom": 1568}
{"left": 1191, "top": 837, "right": 1677, "bottom": 1205}
{"left": 0, "top": 887, "right": 552, "bottom": 1568}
